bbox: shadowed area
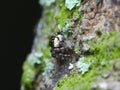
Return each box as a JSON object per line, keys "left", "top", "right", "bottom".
{"left": 5, "top": 0, "right": 42, "bottom": 89}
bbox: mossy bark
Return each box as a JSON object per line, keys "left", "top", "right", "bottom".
{"left": 21, "top": 0, "right": 120, "bottom": 90}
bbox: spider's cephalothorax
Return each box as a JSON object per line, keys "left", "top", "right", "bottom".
{"left": 49, "top": 34, "right": 64, "bottom": 48}
{"left": 49, "top": 31, "right": 75, "bottom": 63}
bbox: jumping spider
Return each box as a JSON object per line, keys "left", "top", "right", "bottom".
{"left": 49, "top": 30, "right": 75, "bottom": 63}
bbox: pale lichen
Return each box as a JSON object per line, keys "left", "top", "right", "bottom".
{"left": 65, "top": 0, "right": 81, "bottom": 10}
{"left": 76, "top": 57, "right": 91, "bottom": 74}
{"left": 42, "top": 59, "right": 54, "bottom": 78}
{"left": 39, "top": 0, "right": 55, "bottom": 7}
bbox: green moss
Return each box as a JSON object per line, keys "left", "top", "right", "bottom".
{"left": 56, "top": 5, "right": 71, "bottom": 28}
{"left": 38, "top": 0, "right": 82, "bottom": 34}
{"left": 21, "top": 60, "right": 36, "bottom": 89}
{"left": 55, "top": 71, "right": 96, "bottom": 90}
{"left": 55, "top": 0, "right": 82, "bottom": 31}
{"left": 55, "top": 31, "right": 120, "bottom": 90}
{"left": 87, "top": 31, "right": 120, "bottom": 60}
{"left": 21, "top": 43, "right": 52, "bottom": 89}
{"left": 21, "top": 52, "right": 45, "bottom": 89}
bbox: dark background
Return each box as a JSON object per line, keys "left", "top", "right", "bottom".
{"left": 2, "top": 0, "right": 42, "bottom": 89}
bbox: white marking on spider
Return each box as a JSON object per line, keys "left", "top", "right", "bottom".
{"left": 54, "top": 37, "right": 59, "bottom": 47}
{"left": 68, "top": 63, "right": 74, "bottom": 70}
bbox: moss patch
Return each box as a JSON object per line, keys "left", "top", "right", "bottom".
{"left": 21, "top": 43, "right": 52, "bottom": 89}
{"left": 21, "top": 59, "right": 37, "bottom": 89}
{"left": 55, "top": 0, "right": 82, "bottom": 31}
{"left": 55, "top": 31, "right": 120, "bottom": 90}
